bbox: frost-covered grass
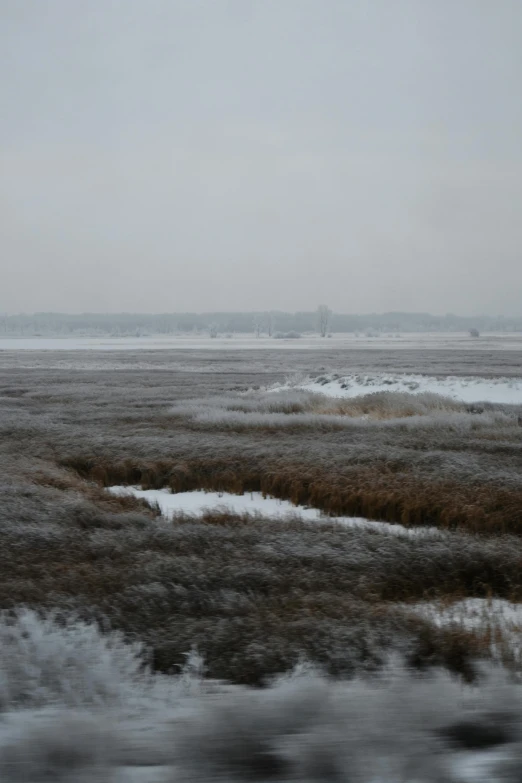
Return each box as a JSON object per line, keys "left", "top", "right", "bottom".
{"left": 3, "top": 471, "right": 522, "bottom": 681}
{"left": 2, "top": 610, "right": 522, "bottom": 782}
{"left": 2, "top": 348, "right": 522, "bottom": 776}
{"left": 168, "top": 388, "right": 513, "bottom": 433}
{"left": 0, "top": 609, "right": 150, "bottom": 712}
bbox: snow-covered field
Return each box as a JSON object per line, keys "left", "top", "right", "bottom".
{"left": 2, "top": 331, "right": 522, "bottom": 351}
{"left": 277, "top": 372, "right": 522, "bottom": 404}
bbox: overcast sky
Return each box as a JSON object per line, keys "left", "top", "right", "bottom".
{"left": 1, "top": 0, "right": 522, "bottom": 315}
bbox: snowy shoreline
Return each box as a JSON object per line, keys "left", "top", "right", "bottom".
{"left": 273, "top": 372, "right": 522, "bottom": 405}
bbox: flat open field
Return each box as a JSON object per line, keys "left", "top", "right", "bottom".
{"left": 2, "top": 339, "right": 522, "bottom": 779}
{"left": 2, "top": 329, "right": 522, "bottom": 355}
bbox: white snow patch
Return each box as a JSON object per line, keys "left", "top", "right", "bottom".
{"left": 106, "top": 487, "right": 427, "bottom": 536}
{"left": 406, "top": 598, "right": 522, "bottom": 631}
{"left": 403, "top": 598, "right": 522, "bottom": 663}
{"left": 275, "top": 373, "right": 522, "bottom": 405}
{"left": 108, "top": 487, "right": 359, "bottom": 524}
{"left": 108, "top": 487, "right": 329, "bottom": 521}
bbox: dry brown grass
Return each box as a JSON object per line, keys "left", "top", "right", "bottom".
{"left": 31, "top": 467, "right": 157, "bottom": 516}
{"left": 63, "top": 455, "right": 522, "bottom": 534}
{"left": 298, "top": 390, "right": 465, "bottom": 420}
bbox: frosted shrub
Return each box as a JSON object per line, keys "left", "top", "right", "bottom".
{"left": 0, "top": 609, "right": 150, "bottom": 711}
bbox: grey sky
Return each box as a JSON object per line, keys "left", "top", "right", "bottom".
{"left": 1, "top": 0, "right": 521, "bottom": 315}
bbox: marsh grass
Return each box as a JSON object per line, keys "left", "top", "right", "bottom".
{"left": 2, "top": 350, "right": 522, "bottom": 686}
{"left": 2, "top": 469, "right": 522, "bottom": 683}
{"left": 63, "top": 454, "right": 522, "bottom": 533}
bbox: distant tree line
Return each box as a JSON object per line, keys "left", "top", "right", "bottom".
{"left": 1, "top": 310, "right": 521, "bottom": 337}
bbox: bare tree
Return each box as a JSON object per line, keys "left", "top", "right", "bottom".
{"left": 208, "top": 323, "right": 218, "bottom": 339}
{"left": 266, "top": 311, "right": 276, "bottom": 337}
{"left": 317, "top": 305, "right": 332, "bottom": 337}
{"left": 253, "top": 315, "right": 263, "bottom": 338}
